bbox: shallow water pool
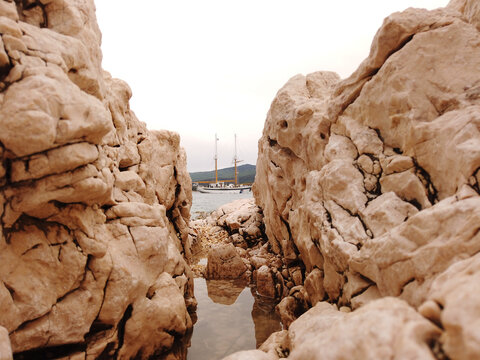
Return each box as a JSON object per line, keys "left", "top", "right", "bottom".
{"left": 187, "top": 278, "right": 281, "bottom": 359}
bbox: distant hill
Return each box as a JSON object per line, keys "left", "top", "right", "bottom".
{"left": 190, "top": 164, "right": 256, "bottom": 184}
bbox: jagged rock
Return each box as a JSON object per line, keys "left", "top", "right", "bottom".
{"left": 338, "top": 116, "right": 384, "bottom": 156}
{"left": 318, "top": 159, "right": 367, "bottom": 215}
{"left": 350, "top": 285, "right": 381, "bottom": 310}
{"left": 0, "top": 1, "right": 194, "bottom": 358}
{"left": 303, "top": 268, "right": 325, "bottom": 306}
{"left": 250, "top": 255, "right": 269, "bottom": 270}
{"left": 356, "top": 154, "right": 373, "bottom": 174}
{"left": 256, "top": 265, "right": 276, "bottom": 298}
{"left": 324, "top": 134, "right": 358, "bottom": 162}
{"left": 190, "top": 197, "right": 287, "bottom": 305}
{"left": 351, "top": 195, "right": 480, "bottom": 306}
{"left": 118, "top": 273, "right": 190, "bottom": 360}
{"left": 287, "top": 266, "right": 303, "bottom": 287}
{"left": 212, "top": 198, "right": 264, "bottom": 241}
{"left": 231, "top": 298, "right": 440, "bottom": 360}
{"left": 0, "top": 326, "right": 12, "bottom": 360}
{"left": 114, "top": 170, "right": 146, "bottom": 194}
{"left": 10, "top": 142, "right": 99, "bottom": 182}
{"left": 275, "top": 293, "right": 308, "bottom": 330}
{"left": 258, "top": 330, "right": 290, "bottom": 359}
{"left": 379, "top": 169, "right": 431, "bottom": 209}
{"left": 421, "top": 252, "right": 480, "bottom": 359}
{"left": 324, "top": 200, "right": 369, "bottom": 245}
{"left": 205, "top": 243, "right": 247, "bottom": 280}
{"left": 275, "top": 297, "right": 298, "bottom": 329}
{"left": 286, "top": 298, "right": 440, "bottom": 360}
{"left": 381, "top": 155, "right": 414, "bottom": 175}
{"left": 360, "top": 192, "right": 418, "bottom": 237}
{"left": 235, "top": 0, "right": 480, "bottom": 359}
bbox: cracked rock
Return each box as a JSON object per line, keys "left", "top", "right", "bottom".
{"left": 236, "top": 1, "right": 480, "bottom": 359}
{"left": 0, "top": 1, "right": 194, "bottom": 358}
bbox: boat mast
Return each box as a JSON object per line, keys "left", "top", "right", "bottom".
{"left": 214, "top": 133, "right": 218, "bottom": 184}
{"left": 234, "top": 134, "right": 243, "bottom": 186}
{"left": 234, "top": 134, "right": 238, "bottom": 186}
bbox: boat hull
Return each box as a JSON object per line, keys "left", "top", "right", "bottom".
{"left": 197, "top": 186, "right": 251, "bottom": 194}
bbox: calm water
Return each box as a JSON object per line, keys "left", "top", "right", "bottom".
{"left": 191, "top": 191, "right": 253, "bottom": 219}
{"left": 187, "top": 279, "right": 281, "bottom": 360}
{"left": 187, "top": 190, "right": 281, "bottom": 359}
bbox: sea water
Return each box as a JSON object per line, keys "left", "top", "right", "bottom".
{"left": 187, "top": 190, "right": 282, "bottom": 359}
{"left": 190, "top": 190, "right": 253, "bottom": 219}
{"left": 187, "top": 279, "right": 281, "bottom": 360}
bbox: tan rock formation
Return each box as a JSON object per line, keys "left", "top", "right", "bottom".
{"left": 227, "top": 0, "right": 480, "bottom": 359}
{"left": 192, "top": 198, "right": 294, "bottom": 301}
{"left": 421, "top": 252, "right": 480, "bottom": 359}
{"left": 0, "top": 327, "right": 12, "bottom": 360}
{"left": 205, "top": 243, "right": 248, "bottom": 280}
{"left": 210, "top": 198, "right": 264, "bottom": 242}
{"left": 284, "top": 298, "right": 440, "bottom": 360}
{"left": 0, "top": 1, "right": 194, "bottom": 359}
{"left": 256, "top": 265, "right": 276, "bottom": 298}
{"left": 222, "top": 350, "right": 276, "bottom": 360}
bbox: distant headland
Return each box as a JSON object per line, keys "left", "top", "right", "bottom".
{"left": 190, "top": 164, "right": 256, "bottom": 184}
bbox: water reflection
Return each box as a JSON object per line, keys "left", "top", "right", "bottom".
{"left": 186, "top": 278, "right": 282, "bottom": 359}
{"left": 206, "top": 279, "right": 248, "bottom": 305}
{"left": 251, "top": 291, "right": 282, "bottom": 347}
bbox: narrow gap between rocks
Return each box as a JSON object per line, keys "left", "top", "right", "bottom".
{"left": 187, "top": 191, "right": 285, "bottom": 359}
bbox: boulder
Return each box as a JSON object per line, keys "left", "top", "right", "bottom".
{"left": 206, "top": 243, "right": 247, "bottom": 280}
{"left": 275, "top": 296, "right": 306, "bottom": 330}
{"left": 303, "top": 268, "right": 325, "bottom": 306}
{"left": 360, "top": 192, "right": 418, "bottom": 237}
{"left": 421, "top": 252, "right": 480, "bottom": 359}
{"left": 256, "top": 265, "right": 276, "bottom": 298}
{"left": 0, "top": 327, "right": 12, "bottom": 360}
{"left": 287, "top": 298, "right": 440, "bottom": 360}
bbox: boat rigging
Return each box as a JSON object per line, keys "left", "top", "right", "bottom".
{"left": 196, "top": 134, "right": 252, "bottom": 193}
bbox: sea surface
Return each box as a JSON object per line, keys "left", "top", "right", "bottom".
{"left": 190, "top": 190, "right": 253, "bottom": 219}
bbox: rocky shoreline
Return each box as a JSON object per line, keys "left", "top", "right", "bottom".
{"left": 190, "top": 199, "right": 296, "bottom": 302}
{"left": 0, "top": 1, "right": 194, "bottom": 359}
{"left": 222, "top": 0, "right": 480, "bottom": 359}
{"left": 2, "top": 0, "right": 480, "bottom": 359}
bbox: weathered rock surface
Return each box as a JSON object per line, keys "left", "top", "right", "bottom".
{"left": 227, "top": 0, "right": 480, "bottom": 358}
{"left": 191, "top": 198, "right": 299, "bottom": 302}
{"left": 222, "top": 350, "right": 276, "bottom": 360}
{"left": 0, "top": 327, "right": 12, "bottom": 360}
{"left": 0, "top": 1, "right": 194, "bottom": 359}
{"left": 421, "top": 252, "right": 480, "bottom": 359}
{"left": 205, "top": 243, "right": 248, "bottom": 280}
{"left": 267, "top": 298, "right": 441, "bottom": 360}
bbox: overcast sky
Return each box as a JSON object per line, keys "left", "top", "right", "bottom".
{"left": 95, "top": 0, "right": 449, "bottom": 172}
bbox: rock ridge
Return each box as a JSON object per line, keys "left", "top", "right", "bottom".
{"left": 226, "top": 0, "right": 480, "bottom": 359}
{"left": 0, "top": 1, "right": 194, "bottom": 359}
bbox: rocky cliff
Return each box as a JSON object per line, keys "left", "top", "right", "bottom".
{"left": 249, "top": 0, "right": 480, "bottom": 358}
{"left": 0, "top": 1, "right": 194, "bottom": 359}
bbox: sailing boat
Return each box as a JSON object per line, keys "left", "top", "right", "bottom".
{"left": 197, "top": 134, "right": 252, "bottom": 194}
